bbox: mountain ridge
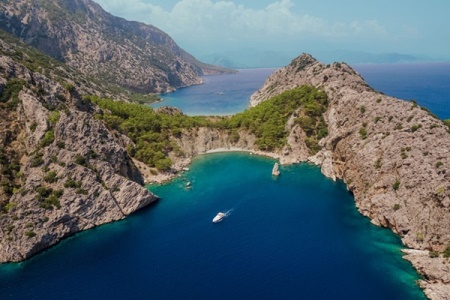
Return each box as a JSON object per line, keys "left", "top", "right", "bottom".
{"left": 0, "top": 0, "right": 231, "bottom": 94}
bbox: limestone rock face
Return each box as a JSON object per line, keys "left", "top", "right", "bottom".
{"left": 0, "top": 52, "right": 157, "bottom": 262}
{"left": 272, "top": 163, "right": 280, "bottom": 176}
{"left": 251, "top": 53, "right": 450, "bottom": 298}
{"left": 0, "top": 0, "right": 231, "bottom": 94}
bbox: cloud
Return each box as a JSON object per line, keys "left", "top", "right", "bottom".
{"left": 96, "top": 0, "right": 386, "bottom": 38}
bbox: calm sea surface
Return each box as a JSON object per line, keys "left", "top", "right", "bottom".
{"left": 1, "top": 63, "right": 446, "bottom": 299}
{"left": 0, "top": 153, "right": 426, "bottom": 299}
{"left": 354, "top": 63, "right": 450, "bottom": 119}
{"left": 150, "top": 68, "right": 276, "bottom": 115}
{"left": 152, "top": 63, "right": 450, "bottom": 119}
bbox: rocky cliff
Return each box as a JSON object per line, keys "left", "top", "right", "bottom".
{"left": 0, "top": 36, "right": 157, "bottom": 262}
{"left": 251, "top": 53, "right": 450, "bottom": 299}
{"left": 0, "top": 0, "right": 231, "bottom": 94}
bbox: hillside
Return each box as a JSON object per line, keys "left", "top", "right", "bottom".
{"left": 0, "top": 0, "right": 231, "bottom": 94}
{"left": 251, "top": 54, "right": 450, "bottom": 299}
{"left": 0, "top": 32, "right": 158, "bottom": 262}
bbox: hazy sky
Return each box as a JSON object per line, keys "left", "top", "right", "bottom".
{"left": 94, "top": 0, "right": 450, "bottom": 62}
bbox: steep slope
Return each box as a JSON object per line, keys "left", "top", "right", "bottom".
{"left": 0, "top": 0, "right": 230, "bottom": 94}
{"left": 0, "top": 34, "right": 157, "bottom": 262}
{"left": 251, "top": 54, "right": 450, "bottom": 299}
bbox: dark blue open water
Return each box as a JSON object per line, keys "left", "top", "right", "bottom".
{"left": 0, "top": 153, "right": 425, "bottom": 299}
{"left": 354, "top": 63, "right": 450, "bottom": 119}
{"left": 153, "top": 63, "right": 450, "bottom": 119}
{"left": 2, "top": 63, "right": 446, "bottom": 299}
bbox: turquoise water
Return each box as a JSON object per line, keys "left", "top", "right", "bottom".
{"left": 1, "top": 64, "right": 442, "bottom": 299}
{"left": 0, "top": 153, "right": 426, "bottom": 299}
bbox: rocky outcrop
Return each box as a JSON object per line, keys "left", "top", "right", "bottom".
{"left": 250, "top": 53, "right": 450, "bottom": 299}
{"left": 0, "top": 0, "right": 231, "bottom": 94}
{"left": 0, "top": 47, "right": 157, "bottom": 262}
{"left": 272, "top": 163, "right": 280, "bottom": 176}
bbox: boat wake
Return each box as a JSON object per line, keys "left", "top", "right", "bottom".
{"left": 224, "top": 208, "right": 234, "bottom": 216}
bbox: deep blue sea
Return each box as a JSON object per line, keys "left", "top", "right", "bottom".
{"left": 2, "top": 63, "right": 448, "bottom": 299}
{"left": 152, "top": 63, "right": 450, "bottom": 119}
{"left": 0, "top": 154, "right": 426, "bottom": 299}
{"left": 354, "top": 63, "right": 450, "bottom": 119}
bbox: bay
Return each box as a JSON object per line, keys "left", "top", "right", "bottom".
{"left": 150, "top": 68, "right": 276, "bottom": 116}
{"left": 0, "top": 153, "right": 426, "bottom": 299}
{"left": 1, "top": 63, "right": 445, "bottom": 299}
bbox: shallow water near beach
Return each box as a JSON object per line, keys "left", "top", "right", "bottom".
{"left": 0, "top": 153, "right": 425, "bottom": 299}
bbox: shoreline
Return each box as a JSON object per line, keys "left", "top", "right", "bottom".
{"left": 140, "top": 148, "right": 282, "bottom": 185}
{"left": 138, "top": 147, "right": 446, "bottom": 299}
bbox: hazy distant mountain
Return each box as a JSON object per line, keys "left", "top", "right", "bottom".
{"left": 200, "top": 49, "right": 293, "bottom": 69}
{"left": 314, "top": 50, "right": 429, "bottom": 64}
{"left": 201, "top": 48, "right": 433, "bottom": 69}
{"left": 0, "top": 0, "right": 230, "bottom": 93}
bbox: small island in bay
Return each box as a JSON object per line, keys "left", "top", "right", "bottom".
{"left": 0, "top": 0, "right": 449, "bottom": 299}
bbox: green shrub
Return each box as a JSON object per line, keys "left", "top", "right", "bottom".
{"left": 154, "top": 157, "right": 173, "bottom": 171}
{"left": 392, "top": 179, "right": 400, "bottom": 191}
{"left": 4, "top": 201, "right": 17, "bottom": 212}
{"left": 30, "top": 152, "right": 44, "bottom": 167}
{"left": 64, "top": 178, "right": 82, "bottom": 188}
{"left": 374, "top": 158, "right": 382, "bottom": 169}
{"left": 74, "top": 154, "right": 86, "bottom": 166}
{"left": 416, "top": 232, "right": 424, "bottom": 242}
{"left": 359, "top": 127, "right": 367, "bottom": 139}
{"left": 374, "top": 116, "right": 381, "bottom": 124}
{"left": 25, "top": 230, "right": 36, "bottom": 238}
{"left": 435, "top": 161, "right": 443, "bottom": 168}
{"left": 75, "top": 188, "right": 88, "bottom": 195}
{"left": 411, "top": 124, "right": 422, "bottom": 132}
{"left": 359, "top": 106, "right": 366, "bottom": 114}
{"left": 393, "top": 204, "right": 401, "bottom": 211}
{"left": 44, "top": 171, "right": 58, "bottom": 183}
{"left": 48, "top": 111, "right": 61, "bottom": 124}
{"left": 444, "top": 119, "right": 450, "bottom": 131}
{"left": 443, "top": 244, "right": 450, "bottom": 258}
{"left": 0, "top": 78, "right": 26, "bottom": 107}
{"left": 35, "top": 186, "right": 62, "bottom": 210}
{"left": 429, "top": 251, "right": 440, "bottom": 258}
{"left": 30, "top": 122, "right": 37, "bottom": 132}
{"left": 56, "top": 141, "right": 65, "bottom": 149}
{"left": 40, "top": 130, "right": 55, "bottom": 147}
{"left": 63, "top": 83, "right": 75, "bottom": 92}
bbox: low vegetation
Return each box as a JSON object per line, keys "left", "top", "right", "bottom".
{"left": 89, "top": 85, "right": 328, "bottom": 170}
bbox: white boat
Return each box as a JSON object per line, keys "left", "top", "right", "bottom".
{"left": 212, "top": 212, "right": 226, "bottom": 223}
